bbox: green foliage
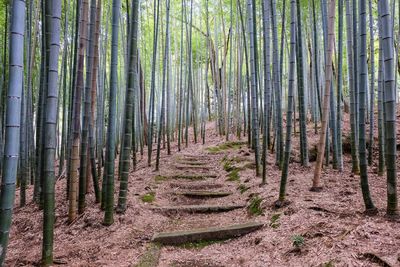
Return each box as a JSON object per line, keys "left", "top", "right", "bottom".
{"left": 223, "top": 160, "right": 235, "bottom": 172}
{"left": 135, "top": 243, "right": 161, "bottom": 267}
{"left": 269, "top": 213, "right": 281, "bottom": 229}
{"left": 155, "top": 175, "right": 168, "bottom": 183}
{"left": 322, "top": 261, "right": 334, "bottom": 267}
{"left": 292, "top": 235, "right": 305, "bottom": 248}
{"left": 206, "top": 141, "right": 247, "bottom": 154}
{"left": 206, "top": 146, "right": 222, "bottom": 153}
{"left": 243, "top": 162, "right": 256, "bottom": 170}
{"left": 226, "top": 169, "right": 240, "bottom": 182}
{"left": 248, "top": 195, "right": 263, "bottom": 216}
{"left": 237, "top": 184, "right": 250, "bottom": 194}
{"left": 179, "top": 239, "right": 221, "bottom": 250}
{"left": 141, "top": 192, "right": 156, "bottom": 203}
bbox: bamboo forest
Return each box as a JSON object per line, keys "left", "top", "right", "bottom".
{"left": 0, "top": 0, "right": 400, "bottom": 265}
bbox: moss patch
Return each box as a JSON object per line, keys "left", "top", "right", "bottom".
{"left": 292, "top": 235, "right": 305, "bottom": 248}
{"left": 321, "top": 261, "right": 335, "bottom": 267}
{"left": 269, "top": 213, "right": 281, "bottom": 229}
{"left": 135, "top": 243, "right": 161, "bottom": 267}
{"left": 206, "top": 141, "right": 247, "bottom": 154}
{"left": 226, "top": 169, "right": 240, "bottom": 182}
{"left": 223, "top": 161, "right": 236, "bottom": 172}
{"left": 237, "top": 184, "right": 250, "bottom": 194}
{"left": 178, "top": 240, "right": 222, "bottom": 250}
{"left": 243, "top": 162, "right": 256, "bottom": 170}
{"left": 155, "top": 175, "right": 168, "bottom": 183}
{"left": 141, "top": 192, "right": 156, "bottom": 203}
{"left": 155, "top": 174, "right": 214, "bottom": 182}
{"left": 248, "top": 195, "right": 264, "bottom": 216}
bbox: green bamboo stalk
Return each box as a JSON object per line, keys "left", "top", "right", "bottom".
{"left": 103, "top": 0, "right": 121, "bottom": 226}
{"left": 379, "top": 0, "right": 398, "bottom": 217}
{"left": 295, "top": 0, "right": 309, "bottom": 167}
{"left": 117, "top": 0, "right": 139, "bottom": 212}
{"left": 377, "top": 6, "right": 385, "bottom": 176}
{"left": 277, "top": 0, "right": 296, "bottom": 203}
{"left": 42, "top": 0, "right": 61, "bottom": 263}
{"left": 261, "top": 0, "right": 272, "bottom": 184}
{"left": 336, "top": 0, "right": 344, "bottom": 171}
{"left": 345, "top": 0, "right": 360, "bottom": 174}
{"left": 0, "top": 1, "right": 25, "bottom": 263}
{"left": 358, "top": 0, "right": 376, "bottom": 213}
{"left": 367, "top": 0, "right": 374, "bottom": 166}
{"left": 248, "top": 0, "right": 260, "bottom": 176}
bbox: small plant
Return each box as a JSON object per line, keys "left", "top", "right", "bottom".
{"left": 223, "top": 160, "right": 235, "bottom": 172}
{"left": 141, "top": 192, "right": 155, "bottom": 203}
{"left": 237, "top": 184, "right": 250, "bottom": 194}
{"left": 155, "top": 175, "right": 168, "bottom": 183}
{"left": 269, "top": 213, "right": 281, "bottom": 229}
{"left": 179, "top": 240, "right": 221, "bottom": 249}
{"left": 248, "top": 195, "right": 264, "bottom": 216}
{"left": 206, "top": 146, "right": 222, "bottom": 153}
{"left": 206, "top": 141, "right": 247, "bottom": 154}
{"left": 322, "top": 261, "right": 334, "bottom": 267}
{"left": 226, "top": 169, "right": 240, "bottom": 182}
{"left": 243, "top": 162, "right": 256, "bottom": 170}
{"left": 292, "top": 235, "right": 305, "bottom": 249}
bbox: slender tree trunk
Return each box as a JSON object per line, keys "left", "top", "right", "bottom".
{"left": 117, "top": 0, "right": 139, "bottom": 213}
{"left": 277, "top": 0, "right": 296, "bottom": 204}
{"left": 377, "top": 5, "right": 385, "bottom": 176}
{"left": 295, "top": 0, "right": 309, "bottom": 166}
{"left": 336, "top": 0, "right": 344, "bottom": 171}
{"left": 42, "top": 0, "right": 61, "bottom": 263}
{"left": 156, "top": 0, "right": 170, "bottom": 171}
{"left": 345, "top": 0, "right": 360, "bottom": 174}
{"left": 69, "top": 0, "right": 87, "bottom": 222}
{"left": 103, "top": 0, "right": 121, "bottom": 226}
{"left": 0, "top": 0, "right": 25, "bottom": 263}
{"left": 379, "top": 0, "right": 398, "bottom": 217}
{"left": 358, "top": 0, "right": 376, "bottom": 213}
{"left": 147, "top": 0, "right": 160, "bottom": 166}
{"left": 312, "top": 0, "right": 336, "bottom": 191}
{"left": 270, "top": 0, "right": 283, "bottom": 167}
{"left": 248, "top": 0, "right": 260, "bottom": 176}
{"left": 79, "top": 0, "right": 98, "bottom": 214}
{"left": 261, "top": 0, "right": 272, "bottom": 184}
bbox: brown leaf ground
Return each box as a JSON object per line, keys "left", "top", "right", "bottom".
{"left": 5, "top": 116, "right": 400, "bottom": 266}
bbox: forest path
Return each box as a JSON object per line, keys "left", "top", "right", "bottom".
{"left": 136, "top": 141, "right": 264, "bottom": 266}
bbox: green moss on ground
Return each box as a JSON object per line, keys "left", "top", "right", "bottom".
{"left": 269, "top": 213, "right": 281, "bottom": 228}
{"left": 248, "top": 195, "right": 264, "bottom": 216}
{"left": 178, "top": 240, "right": 222, "bottom": 250}
{"left": 226, "top": 169, "right": 240, "bottom": 182}
{"left": 206, "top": 141, "right": 247, "bottom": 153}
{"left": 134, "top": 243, "right": 161, "bottom": 267}
{"left": 155, "top": 175, "right": 168, "bottom": 183}
{"left": 141, "top": 192, "right": 156, "bottom": 203}
{"left": 237, "top": 184, "right": 250, "bottom": 194}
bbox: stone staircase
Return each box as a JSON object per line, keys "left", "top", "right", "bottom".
{"left": 134, "top": 151, "right": 263, "bottom": 267}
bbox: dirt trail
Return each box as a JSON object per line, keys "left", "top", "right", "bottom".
{"left": 6, "top": 121, "right": 400, "bottom": 266}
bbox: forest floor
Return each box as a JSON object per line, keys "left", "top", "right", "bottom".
{"left": 6, "top": 116, "right": 400, "bottom": 267}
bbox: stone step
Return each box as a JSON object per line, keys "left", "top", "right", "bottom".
{"left": 181, "top": 154, "right": 209, "bottom": 158}
{"left": 175, "top": 160, "right": 210, "bottom": 166}
{"left": 156, "top": 173, "right": 218, "bottom": 182}
{"left": 178, "top": 156, "right": 210, "bottom": 162}
{"left": 174, "top": 164, "right": 211, "bottom": 170}
{"left": 174, "top": 190, "right": 233, "bottom": 198}
{"left": 134, "top": 244, "right": 161, "bottom": 267}
{"left": 152, "top": 221, "right": 264, "bottom": 245}
{"left": 152, "top": 204, "right": 245, "bottom": 214}
{"left": 169, "top": 182, "right": 225, "bottom": 190}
